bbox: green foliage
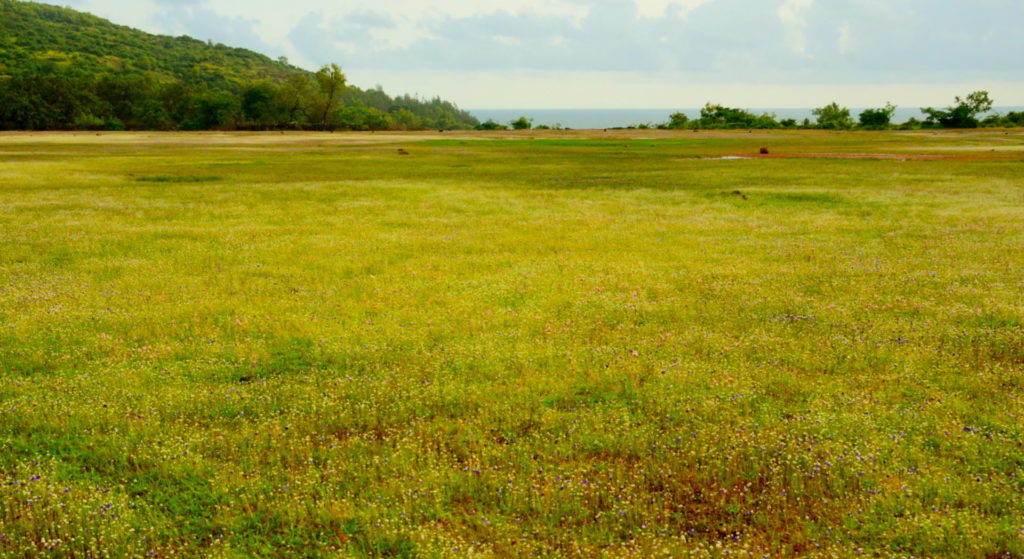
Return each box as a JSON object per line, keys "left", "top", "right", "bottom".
{"left": 666, "top": 111, "right": 690, "bottom": 129}
{"left": 694, "top": 103, "right": 780, "bottom": 129}
{"left": 898, "top": 117, "right": 923, "bottom": 130}
{"left": 812, "top": 102, "right": 854, "bottom": 130}
{"left": 509, "top": 116, "right": 533, "bottom": 130}
{"left": 178, "top": 90, "right": 239, "bottom": 130}
{"left": 922, "top": 91, "right": 994, "bottom": 128}
{"left": 333, "top": 106, "right": 391, "bottom": 131}
{"left": 980, "top": 111, "right": 1024, "bottom": 128}
{"left": 312, "top": 63, "right": 346, "bottom": 131}
{"left": 241, "top": 81, "right": 281, "bottom": 129}
{"left": 859, "top": 103, "right": 897, "bottom": 129}
{"left": 476, "top": 119, "right": 509, "bottom": 130}
{"left": 0, "top": 0, "right": 479, "bottom": 131}
{"left": 0, "top": 0, "right": 298, "bottom": 87}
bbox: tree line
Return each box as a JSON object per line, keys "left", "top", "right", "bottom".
{"left": 0, "top": 63, "right": 480, "bottom": 131}
{"left": 657, "top": 91, "right": 1021, "bottom": 131}
{"left": 482, "top": 91, "right": 1021, "bottom": 132}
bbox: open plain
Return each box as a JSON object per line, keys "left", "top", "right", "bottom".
{"left": 1, "top": 129, "right": 1023, "bottom": 557}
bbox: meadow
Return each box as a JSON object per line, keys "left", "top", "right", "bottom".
{"left": 1, "top": 129, "right": 1022, "bottom": 558}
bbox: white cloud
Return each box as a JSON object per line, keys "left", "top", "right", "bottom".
{"left": 634, "top": 0, "right": 719, "bottom": 18}
{"left": 777, "top": 0, "right": 815, "bottom": 58}
{"left": 837, "top": 23, "right": 852, "bottom": 55}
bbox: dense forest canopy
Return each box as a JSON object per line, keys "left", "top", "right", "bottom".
{"left": 0, "top": 0, "right": 479, "bottom": 130}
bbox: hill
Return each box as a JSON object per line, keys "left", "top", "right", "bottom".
{"left": 0, "top": 0, "right": 479, "bottom": 130}
{"left": 0, "top": 0, "right": 300, "bottom": 89}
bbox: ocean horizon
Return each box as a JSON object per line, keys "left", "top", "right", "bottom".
{"left": 468, "top": 107, "right": 1024, "bottom": 130}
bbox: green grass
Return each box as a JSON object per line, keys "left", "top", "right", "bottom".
{"left": 1, "top": 129, "right": 1023, "bottom": 557}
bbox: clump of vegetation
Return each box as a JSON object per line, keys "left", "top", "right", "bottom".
{"left": 812, "top": 102, "right": 855, "bottom": 130}
{"left": 509, "top": 116, "right": 533, "bottom": 130}
{"left": 475, "top": 119, "right": 509, "bottom": 130}
{"left": 981, "top": 110, "right": 1024, "bottom": 128}
{"left": 859, "top": 103, "right": 897, "bottom": 129}
{"left": 922, "top": 91, "right": 994, "bottom": 129}
{"left": 664, "top": 112, "right": 690, "bottom": 129}
{"left": 691, "top": 103, "right": 781, "bottom": 129}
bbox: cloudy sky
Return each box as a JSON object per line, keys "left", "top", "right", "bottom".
{"left": 48, "top": 0, "right": 1024, "bottom": 109}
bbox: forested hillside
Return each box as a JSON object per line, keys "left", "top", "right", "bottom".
{"left": 0, "top": 0, "right": 479, "bottom": 130}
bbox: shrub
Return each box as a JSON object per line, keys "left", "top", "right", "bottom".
{"left": 859, "top": 103, "right": 897, "bottom": 129}
{"left": 72, "top": 113, "right": 105, "bottom": 130}
{"left": 921, "top": 91, "right": 993, "bottom": 128}
{"left": 666, "top": 112, "right": 690, "bottom": 129}
{"left": 813, "top": 102, "right": 854, "bottom": 130}
{"left": 509, "top": 116, "right": 532, "bottom": 130}
{"left": 694, "top": 103, "right": 779, "bottom": 129}
{"left": 476, "top": 120, "right": 507, "bottom": 131}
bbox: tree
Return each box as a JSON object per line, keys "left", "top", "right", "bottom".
{"left": 476, "top": 120, "right": 508, "bottom": 131}
{"left": 666, "top": 112, "right": 689, "bottom": 129}
{"left": 858, "top": 103, "right": 897, "bottom": 129}
{"left": 921, "top": 91, "right": 993, "bottom": 128}
{"left": 275, "top": 74, "right": 314, "bottom": 129}
{"left": 389, "top": 108, "right": 421, "bottom": 130}
{"left": 179, "top": 91, "right": 239, "bottom": 130}
{"left": 694, "top": 104, "right": 779, "bottom": 129}
{"left": 94, "top": 74, "right": 157, "bottom": 127}
{"left": 135, "top": 99, "right": 173, "bottom": 130}
{"left": 510, "top": 116, "right": 532, "bottom": 130}
{"left": 312, "top": 63, "right": 347, "bottom": 130}
{"left": 241, "top": 81, "right": 280, "bottom": 129}
{"left": 333, "top": 106, "right": 392, "bottom": 131}
{"left": 0, "top": 75, "right": 90, "bottom": 130}
{"left": 812, "top": 102, "right": 854, "bottom": 130}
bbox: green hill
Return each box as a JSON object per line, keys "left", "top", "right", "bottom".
{"left": 0, "top": 0, "right": 302, "bottom": 89}
{"left": 0, "top": 0, "right": 478, "bottom": 130}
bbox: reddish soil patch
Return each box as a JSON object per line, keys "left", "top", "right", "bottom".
{"left": 739, "top": 152, "right": 1018, "bottom": 161}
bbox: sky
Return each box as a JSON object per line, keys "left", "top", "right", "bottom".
{"left": 47, "top": 0, "right": 1024, "bottom": 109}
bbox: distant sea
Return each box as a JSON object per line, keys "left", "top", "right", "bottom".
{"left": 469, "top": 107, "right": 1024, "bottom": 130}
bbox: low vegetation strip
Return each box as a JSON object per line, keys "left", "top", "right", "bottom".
{"left": 729, "top": 152, "right": 1021, "bottom": 160}
{"left": 0, "top": 130, "right": 1022, "bottom": 558}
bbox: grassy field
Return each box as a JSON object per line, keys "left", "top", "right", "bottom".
{"left": 1, "top": 129, "right": 1022, "bottom": 558}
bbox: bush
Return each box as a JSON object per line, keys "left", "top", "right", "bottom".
{"left": 476, "top": 120, "right": 508, "bottom": 131}
{"left": 509, "top": 116, "right": 532, "bottom": 130}
{"left": 103, "top": 117, "right": 125, "bottom": 131}
{"left": 979, "top": 111, "right": 1024, "bottom": 128}
{"left": 813, "top": 102, "right": 854, "bottom": 130}
{"left": 332, "top": 106, "right": 391, "bottom": 131}
{"left": 72, "top": 113, "right": 105, "bottom": 130}
{"left": 694, "top": 104, "right": 779, "bottom": 129}
{"left": 921, "top": 91, "right": 993, "bottom": 128}
{"left": 859, "top": 103, "right": 896, "bottom": 129}
{"left": 898, "top": 117, "right": 923, "bottom": 130}
{"left": 666, "top": 112, "right": 689, "bottom": 129}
